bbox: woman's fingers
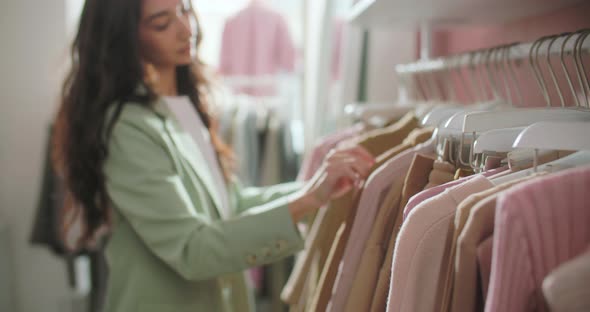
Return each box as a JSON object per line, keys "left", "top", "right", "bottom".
{"left": 332, "top": 179, "right": 353, "bottom": 198}
{"left": 329, "top": 155, "right": 372, "bottom": 179}
{"left": 347, "top": 146, "right": 376, "bottom": 164}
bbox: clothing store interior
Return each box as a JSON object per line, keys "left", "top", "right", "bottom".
{"left": 2, "top": 0, "right": 590, "bottom": 311}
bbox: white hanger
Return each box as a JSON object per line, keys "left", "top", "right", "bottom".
{"left": 421, "top": 106, "right": 463, "bottom": 127}
{"left": 473, "top": 127, "right": 525, "bottom": 154}
{"left": 491, "top": 151, "right": 590, "bottom": 185}
{"left": 459, "top": 32, "right": 590, "bottom": 168}
{"left": 502, "top": 31, "right": 590, "bottom": 152}
{"left": 462, "top": 107, "right": 590, "bottom": 133}
{"left": 462, "top": 33, "right": 590, "bottom": 134}
{"left": 513, "top": 121, "right": 590, "bottom": 151}
{"left": 348, "top": 103, "right": 412, "bottom": 119}
{"left": 490, "top": 31, "right": 590, "bottom": 184}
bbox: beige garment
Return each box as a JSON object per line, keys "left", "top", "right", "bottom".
{"left": 424, "top": 160, "right": 456, "bottom": 189}
{"left": 434, "top": 160, "right": 455, "bottom": 172}
{"left": 358, "top": 112, "right": 419, "bottom": 157}
{"left": 449, "top": 175, "right": 544, "bottom": 312}
{"left": 395, "top": 154, "right": 436, "bottom": 201}
{"left": 308, "top": 187, "right": 365, "bottom": 311}
{"left": 477, "top": 236, "right": 493, "bottom": 301}
{"left": 343, "top": 178, "right": 405, "bottom": 312}
{"left": 542, "top": 248, "right": 590, "bottom": 312}
{"left": 281, "top": 114, "right": 419, "bottom": 308}
{"left": 454, "top": 167, "right": 474, "bottom": 180}
{"left": 367, "top": 153, "right": 440, "bottom": 312}
{"left": 308, "top": 128, "right": 433, "bottom": 312}
{"left": 308, "top": 223, "right": 348, "bottom": 312}
{"left": 439, "top": 176, "right": 532, "bottom": 312}
{"left": 284, "top": 190, "right": 357, "bottom": 311}
{"left": 346, "top": 154, "right": 434, "bottom": 312}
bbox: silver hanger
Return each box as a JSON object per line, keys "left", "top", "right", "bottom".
{"left": 529, "top": 35, "right": 552, "bottom": 106}
{"left": 484, "top": 47, "right": 502, "bottom": 101}
{"left": 444, "top": 56, "right": 458, "bottom": 103}
{"left": 476, "top": 49, "right": 492, "bottom": 101}
{"left": 414, "top": 72, "right": 429, "bottom": 102}
{"left": 467, "top": 51, "right": 485, "bottom": 103}
{"left": 573, "top": 29, "right": 590, "bottom": 108}
{"left": 493, "top": 45, "right": 512, "bottom": 105}
{"left": 454, "top": 55, "right": 473, "bottom": 104}
{"left": 546, "top": 34, "right": 567, "bottom": 107}
{"left": 504, "top": 43, "right": 524, "bottom": 106}
{"left": 560, "top": 31, "right": 582, "bottom": 108}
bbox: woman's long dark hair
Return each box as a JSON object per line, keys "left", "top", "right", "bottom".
{"left": 53, "top": 0, "right": 233, "bottom": 248}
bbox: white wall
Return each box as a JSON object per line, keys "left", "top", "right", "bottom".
{"left": 365, "top": 29, "right": 416, "bottom": 104}
{"left": 302, "top": 0, "right": 332, "bottom": 151}
{"left": 0, "top": 0, "right": 72, "bottom": 311}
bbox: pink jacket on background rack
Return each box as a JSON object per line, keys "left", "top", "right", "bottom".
{"left": 219, "top": 2, "right": 296, "bottom": 95}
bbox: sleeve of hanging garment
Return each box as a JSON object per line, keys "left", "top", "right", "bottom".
{"left": 103, "top": 107, "right": 304, "bottom": 281}
{"left": 275, "top": 14, "right": 296, "bottom": 72}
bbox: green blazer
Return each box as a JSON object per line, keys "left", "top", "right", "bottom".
{"left": 102, "top": 98, "right": 304, "bottom": 312}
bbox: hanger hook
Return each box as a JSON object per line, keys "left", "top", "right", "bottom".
{"left": 535, "top": 35, "right": 555, "bottom": 106}
{"left": 494, "top": 45, "right": 512, "bottom": 105}
{"left": 435, "top": 68, "right": 447, "bottom": 102}
{"left": 454, "top": 54, "right": 473, "bottom": 104}
{"left": 467, "top": 51, "right": 483, "bottom": 103}
{"left": 505, "top": 42, "right": 523, "bottom": 107}
{"left": 415, "top": 73, "right": 426, "bottom": 102}
{"left": 457, "top": 131, "right": 474, "bottom": 168}
{"left": 572, "top": 30, "right": 589, "bottom": 108}
{"left": 425, "top": 70, "right": 440, "bottom": 102}
{"left": 529, "top": 35, "right": 551, "bottom": 106}
{"left": 495, "top": 45, "right": 512, "bottom": 104}
{"left": 575, "top": 29, "right": 590, "bottom": 108}
{"left": 484, "top": 47, "right": 501, "bottom": 101}
{"left": 445, "top": 56, "right": 460, "bottom": 103}
{"left": 560, "top": 31, "right": 582, "bottom": 108}
{"left": 476, "top": 49, "right": 491, "bottom": 101}
{"left": 546, "top": 34, "right": 567, "bottom": 107}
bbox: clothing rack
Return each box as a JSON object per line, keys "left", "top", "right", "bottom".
{"left": 395, "top": 31, "right": 590, "bottom": 74}
{"left": 222, "top": 75, "right": 280, "bottom": 87}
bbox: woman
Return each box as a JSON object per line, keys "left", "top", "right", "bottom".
{"left": 53, "top": 0, "right": 375, "bottom": 311}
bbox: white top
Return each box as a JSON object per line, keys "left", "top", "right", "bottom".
{"left": 163, "top": 96, "right": 231, "bottom": 218}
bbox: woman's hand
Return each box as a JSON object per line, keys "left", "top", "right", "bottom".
{"left": 288, "top": 145, "right": 375, "bottom": 222}
{"left": 308, "top": 145, "right": 375, "bottom": 203}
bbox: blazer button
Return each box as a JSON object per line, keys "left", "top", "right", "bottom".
{"left": 261, "top": 247, "right": 272, "bottom": 258}
{"left": 246, "top": 254, "right": 257, "bottom": 265}
{"left": 275, "top": 240, "right": 288, "bottom": 251}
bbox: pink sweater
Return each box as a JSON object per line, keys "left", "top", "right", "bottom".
{"left": 485, "top": 166, "right": 590, "bottom": 312}
{"left": 219, "top": 2, "right": 295, "bottom": 96}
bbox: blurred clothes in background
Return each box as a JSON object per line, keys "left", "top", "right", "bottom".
{"left": 219, "top": 1, "right": 296, "bottom": 96}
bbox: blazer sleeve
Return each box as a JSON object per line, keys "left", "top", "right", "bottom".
{"left": 231, "top": 181, "right": 304, "bottom": 214}
{"left": 103, "top": 112, "right": 304, "bottom": 281}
